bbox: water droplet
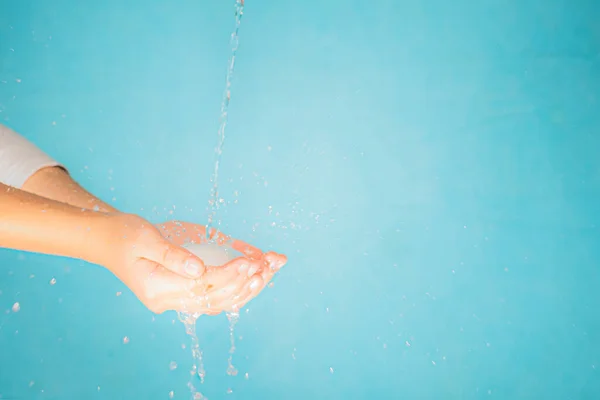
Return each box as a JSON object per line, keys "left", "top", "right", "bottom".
{"left": 226, "top": 388, "right": 233, "bottom": 394}
{"left": 116, "top": 292, "right": 122, "bottom": 296}
{"left": 49, "top": 278, "right": 56, "bottom": 285}
{"left": 169, "top": 361, "right": 178, "bottom": 371}
{"left": 123, "top": 336, "right": 130, "bottom": 344}
{"left": 169, "top": 391, "right": 174, "bottom": 399}
{"left": 12, "top": 302, "right": 20, "bottom": 312}
{"left": 329, "top": 367, "right": 334, "bottom": 374}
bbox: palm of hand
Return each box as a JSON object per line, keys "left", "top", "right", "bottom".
{"left": 156, "top": 220, "right": 287, "bottom": 314}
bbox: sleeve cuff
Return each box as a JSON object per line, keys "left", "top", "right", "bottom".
{"left": 0, "top": 124, "right": 65, "bottom": 189}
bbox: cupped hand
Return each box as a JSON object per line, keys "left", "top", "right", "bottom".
{"left": 157, "top": 220, "right": 287, "bottom": 315}
{"left": 90, "top": 212, "right": 206, "bottom": 313}
{"left": 92, "top": 213, "right": 254, "bottom": 314}
{"left": 93, "top": 213, "right": 281, "bottom": 315}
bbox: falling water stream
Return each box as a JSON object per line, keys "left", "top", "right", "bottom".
{"left": 205, "top": 0, "right": 245, "bottom": 238}
{"left": 178, "top": 1, "right": 245, "bottom": 399}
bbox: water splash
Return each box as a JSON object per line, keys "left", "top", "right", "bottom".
{"left": 206, "top": 0, "right": 245, "bottom": 239}
{"left": 226, "top": 311, "right": 240, "bottom": 376}
{"left": 178, "top": 312, "right": 207, "bottom": 399}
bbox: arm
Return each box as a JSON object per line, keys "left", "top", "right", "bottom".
{"left": 0, "top": 182, "right": 259, "bottom": 314}
{"left": 0, "top": 182, "right": 110, "bottom": 264}
{"left": 22, "top": 166, "right": 117, "bottom": 212}
{"left": 0, "top": 124, "right": 283, "bottom": 314}
{"left": 0, "top": 123, "right": 114, "bottom": 212}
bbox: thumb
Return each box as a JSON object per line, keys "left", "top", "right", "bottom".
{"left": 144, "top": 240, "right": 206, "bottom": 279}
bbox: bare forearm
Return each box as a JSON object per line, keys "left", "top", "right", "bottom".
{"left": 0, "top": 182, "right": 110, "bottom": 262}
{"left": 21, "top": 166, "right": 117, "bottom": 212}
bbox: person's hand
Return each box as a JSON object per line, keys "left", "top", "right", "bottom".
{"left": 157, "top": 220, "right": 287, "bottom": 315}
{"left": 91, "top": 213, "right": 266, "bottom": 314}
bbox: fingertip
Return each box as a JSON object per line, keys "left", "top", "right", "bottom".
{"left": 225, "top": 257, "right": 260, "bottom": 278}
{"left": 184, "top": 255, "right": 206, "bottom": 278}
{"left": 265, "top": 252, "right": 287, "bottom": 270}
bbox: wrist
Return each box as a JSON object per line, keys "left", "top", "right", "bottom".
{"left": 79, "top": 212, "right": 141, "bottom": 270}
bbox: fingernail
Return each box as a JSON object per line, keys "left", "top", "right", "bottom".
{"left": 249, "top": 280, "right": 260, "bottom": 290}
{"left": 270, "top": 260, "right": 282, "bottom": 271}
{"left": 185, "top": 261, "right": 201, "bottom": 277}
{"left": 266, "top": 253, "right": 286, "bottom": 270}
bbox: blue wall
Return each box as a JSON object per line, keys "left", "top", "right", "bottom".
{"left": 1, "top": 0, "right": 599, "bottom": 399}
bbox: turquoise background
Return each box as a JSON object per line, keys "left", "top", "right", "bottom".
{"left": 1, "top": 0, "right": 599, "bottom": 399}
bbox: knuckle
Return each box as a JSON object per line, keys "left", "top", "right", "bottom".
{"left": 162, "top": 244, "right": 186, "bottom": 267}
{"left": 161, "top": 245, "right": 172, "bottom": 265}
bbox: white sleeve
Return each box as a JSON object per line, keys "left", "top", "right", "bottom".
{"left": 0, "top": 124, "right": 64, "bottom": 188}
